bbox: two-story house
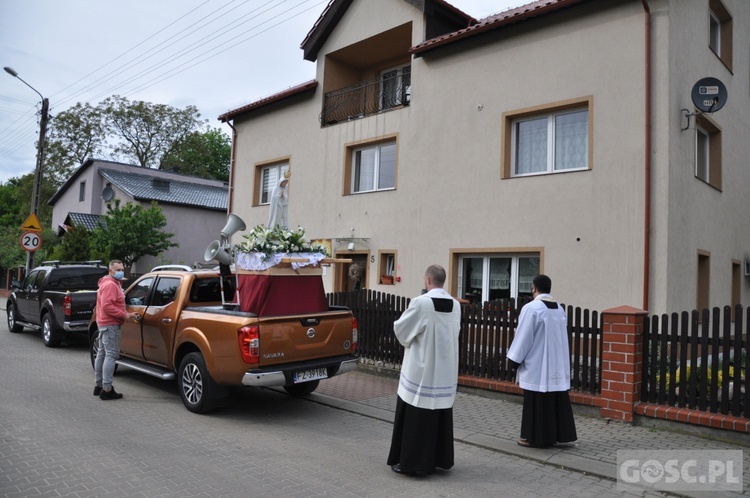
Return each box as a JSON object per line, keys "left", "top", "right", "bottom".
{"left": 48, "top": 158, "right": 229, "bottom": 273}
{"left": 219, "top": 0, "right": 750, "bottom": 315}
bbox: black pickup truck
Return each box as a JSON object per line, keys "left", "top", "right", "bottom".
{"left": 7, "top": 261, "right": 108, "bottom": 347}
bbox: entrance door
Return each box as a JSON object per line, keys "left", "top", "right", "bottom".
{"left": 335, "top": 253, "right": 368, "bottom": 292}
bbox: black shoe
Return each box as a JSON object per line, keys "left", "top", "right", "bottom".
{"left": 391, "top": 464, "right": 418, "bottom": 477}
{"left": 99, "top": 387, "right": 123, "bottom": 400}
{"left": 93, "top": 386, "right": 102, "bottom": 396}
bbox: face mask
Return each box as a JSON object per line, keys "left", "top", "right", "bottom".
{"left": 113, "top": 270, "right": 125, "bottom": 280}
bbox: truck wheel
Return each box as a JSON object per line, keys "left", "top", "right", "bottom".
{"left": 283, "top": 380, "right": 320, "bottom": 396}
{"left": 178, "top": 352, "right": 220, "bottom": 414}
{"left": 7, "top": 306, "right": 23, "bottom": 333}
{"left": 42, "top": 314, "right": 62, "bottom": 348}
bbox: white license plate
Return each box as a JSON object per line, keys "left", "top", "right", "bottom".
{"left": 293, "top": 368, "right": 328, "bottom": 383}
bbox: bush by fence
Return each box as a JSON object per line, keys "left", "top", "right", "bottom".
{"left": 641, "top": 305, "right": 749, "bottom": 418}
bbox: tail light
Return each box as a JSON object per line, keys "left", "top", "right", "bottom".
{"left": 238, "top": 325, "right": 259, "bottom": 364}
{"left": 351, "top": 317, "right": 358, "bottom": 352}
{"left": 63, "top": 292, "right": 72, "bottom": 317}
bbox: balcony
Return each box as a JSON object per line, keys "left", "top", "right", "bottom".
{"left": 320, "top": 67, "right": 410, "bottom": 126}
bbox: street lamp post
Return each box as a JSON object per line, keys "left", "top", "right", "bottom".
{"left": 4, "top": 66, "right": 49, "bottom": 274}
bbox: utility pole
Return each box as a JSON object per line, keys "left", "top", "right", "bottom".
{"left": 4, "top": 67, "right": 49, "bottom": 274}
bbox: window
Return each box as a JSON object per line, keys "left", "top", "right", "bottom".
{"left": 708, "top": 0, "right": 733, "bottom": 70}
{"left": 379, "top": 251, "right": 396, "bottom": 285}
{"left": 697, "top": 252, "right": 710, "bottom": 312}
{"left": 127, "top": 277, "right": 154, "bottom": 306}
{"left": 256, "top": 161, "right": 289, "bottom": 205}
{"left": 694, "top": 114, "right": 721, "bottom": 190}
{"left": 503, "top": 97, "right": 592, "bottom": 179}
{"left": 456, "top": 253, "right": 540, "bottom": 304}
{"left": 380, "top": 65, "right": 411, "bottom": 110}
{"left": 344, "top": 137, "right": 397, "bottom": 195}
{"left": 79, "top": 181, "right": 86, "bottom": 202}
{"left": 151, "top": 277, "right": 180, "bottom": 307}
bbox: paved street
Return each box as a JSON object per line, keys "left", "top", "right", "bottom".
{"left": 0, "top": 311, "right": 748, "bottom": 497}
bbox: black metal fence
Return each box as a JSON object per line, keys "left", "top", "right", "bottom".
{"left": 642, "top": 306, "right": 749, "bottom": 418}
{"left": 320, "top": 68, "right": 410, "bottom": 125}
{"left": 327, "top": 290, "right": 603, "bottom": 395}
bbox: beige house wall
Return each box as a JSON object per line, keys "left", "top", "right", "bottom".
{"left": 228, "top": 0, "right": 750, "bottom": 315}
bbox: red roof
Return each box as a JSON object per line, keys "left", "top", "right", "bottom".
{"left": 218, "top": 80, "right": 318, "bottom": 122}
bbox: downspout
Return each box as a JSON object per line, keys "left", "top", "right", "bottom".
{"left": 225, "top": 120, "right": 238, "bottom": 215}
{"left": 641, "top": 0, "right": 652, "bottom": 311}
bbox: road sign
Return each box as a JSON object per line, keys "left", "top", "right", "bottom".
{"left": 20, "top": 231, "right": 42, "bottom": 252}
{"left": 20, "top": 213, "right": 43, "bottom": 232}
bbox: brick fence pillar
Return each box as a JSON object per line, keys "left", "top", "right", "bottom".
{"left": 600, "top": 305, "right": 648, "bottom": 422}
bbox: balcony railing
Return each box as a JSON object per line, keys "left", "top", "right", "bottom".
{"left": 320, "top": 69, "right": 410, "bottom": 125}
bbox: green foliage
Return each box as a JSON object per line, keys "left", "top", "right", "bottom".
{"left": 0, "top": 226, "right": 26, "bottom": 269}
{"left": 44, "top": 102, "right": 106, "bottom": 185}
{"left": 103, "top": 95, "right": 206, "bottom": 168}
{"left": 160, "top": 127, "right": 231, "bottom": 181}
{"left": 0, "top": 178, "right": 24, "bottom": 227}
{"left": 90, "top": 199, "right": 178, "bottom": 267}
{"left": 56, "top": 224, "right": 93, "bottom": 261}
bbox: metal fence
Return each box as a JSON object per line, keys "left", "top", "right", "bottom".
{"left": 327, "top": 290, "right": 603, "bottom": 395}
{"left": 641, "top": 306, "right": 749, "bottom": 418}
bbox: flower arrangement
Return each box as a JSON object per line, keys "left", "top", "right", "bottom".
{"left": 237, "top": 224, "right": 330, "bottom": 261}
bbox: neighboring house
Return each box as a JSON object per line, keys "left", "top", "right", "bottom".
{"left": 218, "top": 0, "right": 750, "bottom": 315}
{"left": 48, "top": 158, "right": 229, "bottom": 274}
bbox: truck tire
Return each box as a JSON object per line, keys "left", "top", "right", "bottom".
{"left": 42, "top": 314, "right": 62, "bottom": 348}
{"left": 283, "top": 380, "right": 320, "bottom": 396}
{"left": 7, "top": 305, "right": 23, "bottom": 333}
{"left": 178, "top": 352, "right": 220, "bottom": 414}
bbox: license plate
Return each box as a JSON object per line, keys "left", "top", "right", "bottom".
{"left": 293, "top": 368, "right": 328, "bottom": 383}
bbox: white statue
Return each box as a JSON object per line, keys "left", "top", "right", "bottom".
{"left": 267, "top": 170, "right": 290, "bottom": 229}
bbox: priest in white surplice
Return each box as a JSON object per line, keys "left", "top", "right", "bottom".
{"left": 387, "top": 265, "right": 461, "bottom": 476}
{"left": 507, "top": 274, "right": 577, "bottom": 448}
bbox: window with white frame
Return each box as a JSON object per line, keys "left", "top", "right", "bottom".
{"left": 258, "top": 162, "right": 289, "bottom": 205}
{"left": 511, "top": 108, "right": 588, "bottom": 176}
{"left": 351, "top": 141, "right": 396, "bottom": 193}
{"left": 380, "top": 65, "right": 411, "bottom": 110}
{"left": 457, "top": 254, "right": 540, "bottom": 304}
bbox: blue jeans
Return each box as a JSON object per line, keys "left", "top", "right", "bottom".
{"left": 94, "top": 325, "right": 121, "bottom": 389}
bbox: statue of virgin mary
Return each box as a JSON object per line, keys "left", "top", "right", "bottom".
{"left": 267, "top": 170, "right": 290, "bottom": 229}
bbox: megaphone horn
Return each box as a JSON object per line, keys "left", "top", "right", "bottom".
{"left": 220, "top": 214, "right": 246, "bottom": 240}
{"left": 204, "top": 240, "right": 232, "bottom": 265}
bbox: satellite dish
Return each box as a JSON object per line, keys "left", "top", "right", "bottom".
{"left": 102, "top": 185, "right": 114, "bottom": 202}
{"left": 691, "top": 77, "right": 727, "bottom": 113}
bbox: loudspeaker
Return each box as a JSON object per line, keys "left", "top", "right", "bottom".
{"left": 204, "top": 240, "right": 232, "bottom": 265}
{"left": 220, "top": 214, "right": 246, "bottom": 240}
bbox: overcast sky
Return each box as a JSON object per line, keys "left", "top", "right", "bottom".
{"left": 1, "top": 0, "right": 524, "bottom": 184}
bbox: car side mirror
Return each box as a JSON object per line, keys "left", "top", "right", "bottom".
{"left": 10, "top": 279, "right": 20, "bottom": 290}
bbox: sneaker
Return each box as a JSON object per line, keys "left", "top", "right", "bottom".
{"left": 93, "top": 386, "right": 102, "bottom": 396}
{"left": 99, "top": 387, "right": 123, "bottom": 400}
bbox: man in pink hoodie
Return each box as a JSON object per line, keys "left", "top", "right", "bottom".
{"left": 93, "top": 259, "right": 138, "bottom": 400}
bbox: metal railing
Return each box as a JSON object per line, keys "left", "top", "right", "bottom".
{"left": 321, "top": 69, "right": 410, "bottom": 125}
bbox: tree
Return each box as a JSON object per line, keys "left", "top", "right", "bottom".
{"left": 90, "top": 199, "right": 178, "bottom": 267}
{"left": 103, "top": 95, "right": 206, "bottom": 168}
{"left": 44, "top": 102, "right": 107, "bottom": 185}
{"left": 160, "top": 127, "right": 231, "bottom": 181}
{"left": 55, "top": 224, "right": 93, "bottom": 262}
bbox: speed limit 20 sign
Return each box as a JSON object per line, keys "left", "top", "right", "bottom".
{"left": 20, "top": 231, "right": 42, "bottom": 252}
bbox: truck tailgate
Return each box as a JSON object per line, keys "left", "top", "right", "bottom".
{"left": 69, "top": 290, "right": 98, "bottom": 321}
{"left": 257, "top": 310, "right": 354, "bottom": 366}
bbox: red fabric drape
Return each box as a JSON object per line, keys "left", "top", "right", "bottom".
{"left": 237, "top": 274, "right": 328, "bottom": 316}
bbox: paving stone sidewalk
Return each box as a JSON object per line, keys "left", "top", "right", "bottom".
{"left": 310, "top": 366, "right": 750, "bottom": 497}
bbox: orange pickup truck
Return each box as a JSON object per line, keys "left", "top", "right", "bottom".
{"left": 88, "top": 266, "right": 358, "bottom": 413}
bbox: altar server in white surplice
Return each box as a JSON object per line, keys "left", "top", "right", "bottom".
{"left": 387, "top": 265, "right": 461, "bottom": 476}
{"left": 507, "top": 274, "right": 577, "bottom": 448}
